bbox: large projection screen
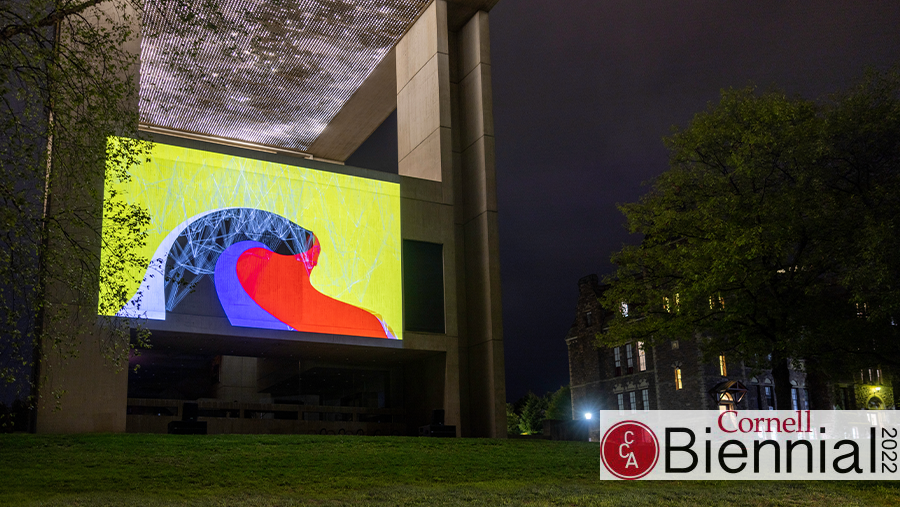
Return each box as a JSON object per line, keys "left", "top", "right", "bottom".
{"left": 100, "top": 138, "right": 402, "bottom": 340}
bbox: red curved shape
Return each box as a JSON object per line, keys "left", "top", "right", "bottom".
{"left": 236, "top": 247, "right": 388, "bottom": 338}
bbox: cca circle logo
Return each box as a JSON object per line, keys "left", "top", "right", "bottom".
{"left": 600, "top": 420, "right": 660, "bottom": 480}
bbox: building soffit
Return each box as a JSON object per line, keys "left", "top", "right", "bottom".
{"left": 139, "top": 0, "right": 499, "bottom": 161}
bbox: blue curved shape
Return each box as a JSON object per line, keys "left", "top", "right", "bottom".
{"left": 214, "top": 240, "right": 293, "bottom": 331}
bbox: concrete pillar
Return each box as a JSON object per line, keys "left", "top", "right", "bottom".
{"left": 396, "top": 1, "right": 453, "bottom": 183}
{"left": 213, "top": 356, "right": 259, "bottom": 403}
{"left": 35, "top": 327, "right": 129, "bottom": 433}
{"left": 396, "top": 3, "right": 505, "bottom": 437}
{"left": 455, "top": 11, "right": 505, "bottom": 438}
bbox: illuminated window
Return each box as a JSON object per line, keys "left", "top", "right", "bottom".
{"left": 671, "top": 340, "right": 679, "bottom": 350}
{"left": 614, "top": 347, "right": 622, "bottom": 377}
{"left": 674, "top": 368, "right": 683, "bottom": 390}
{"left": 877, "top": 369, "right": 883, "bottom": 385}
{"left": 629, "top": 391, "right": 637, "bottom": 413}
{"left": 869, "top": 368, "right": 874, "bottom": 383}
{"left": 621, "top": 302, "right": 629, "bottom": 317}
{"left": 709, "top": 293, "right": 724, "bottom": 310}
{"left": 626, "top": 344, "right": 634, "bottom": 374}
{"left": 637, "top": 341, "right": 646, "bottom": 371}
{"left": 791, "top": 388, "right": 799, "bottom": 410}
{"left": 861, "top": 370, "right": 865, "bottom": 383}
{"left": 856, "top": 302, "right": 868, "bottom": 318}
{"left": 641, "top": 389, "right": 650, "bottom": 411}
{"left": 719, "top": 354, "right": 727, "bottom": 377}
{"left": 617, "top": 393, "right": 625, "bottom": 412}
{"left": 663, "top": 296, "right": 671, "bottom": 313}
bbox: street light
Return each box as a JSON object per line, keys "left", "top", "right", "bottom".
{"left": 584, "top": 412, "right": 593, "bottom": 420}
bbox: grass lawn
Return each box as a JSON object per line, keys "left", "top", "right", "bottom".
{"left": 1, "top": 434, "right": 898, "bottom": 506}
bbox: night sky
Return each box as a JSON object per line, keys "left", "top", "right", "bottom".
{"left": 350, "top": 1, "right": 900, "bottom": 403}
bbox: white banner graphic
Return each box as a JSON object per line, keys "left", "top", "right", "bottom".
{"left": 596, "top": 411, "right": 899, "bottom": 480}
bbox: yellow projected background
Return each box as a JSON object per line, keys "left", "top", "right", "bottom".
{"left": 102, "top": 138, "right": 402, "bottom": 339}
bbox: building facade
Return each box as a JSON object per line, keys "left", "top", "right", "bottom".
{"left": 32, "top": 0, "right": 508, "bottom": 437}
{"left": 566, "top": 275, "right": 892, "bottom": 425}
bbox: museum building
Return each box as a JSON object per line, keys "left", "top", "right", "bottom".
{"left": 35, "top": 0, "right": 508, "bottom": 438}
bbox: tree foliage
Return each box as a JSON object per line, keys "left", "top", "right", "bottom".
{"left": 0, "top": 0, "right": 243, "bottom": 411}
{"left": 545, "top": 385, "right": 572, "bottom": 421}
{"left": 600, "top": 70, "right": 900, "bottom": 408}
{"left": 0, "top": 0, "right": 150, "bottom": 410}
{"left": 517, "top": 391, "right": 548, "bottom": 435}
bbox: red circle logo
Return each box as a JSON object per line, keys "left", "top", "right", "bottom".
{"left": 600, "top": 420, "right": 660, "bottom": 480}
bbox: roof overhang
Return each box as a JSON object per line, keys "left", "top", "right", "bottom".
{"left": 139, "top": 0, "right": 499, "bottom": 162}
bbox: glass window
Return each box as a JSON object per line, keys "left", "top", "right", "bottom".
{"left": 641, "top": 389, "right": 650, "bottom": 411}
{"left": 877, "top": 369, "right": 883, "bottom": 385}
{"left": 671, "top": 340, "right": 679, "bottom": 350}
{"left": 614, "top": 347, "right": 621, "bottom": 377}
{"left": 637, "top": 341, "right": 646, "bottom": 371}
{"left": 617, "top": 393, "right": 625, "bottom": 413}
{"left": 869, "top": 368, "right": 874, "bottom": 383}
{"left": 674, "top": 368, "right": 683, "bottom": 390}
{"left": 585, "top": 311, "right": 592, "bottom": 327}
{"left": 629, "top": 391, "right": 637, "bottom": 413}
{"left": 791, "top": 388, "right": 799, "bottom": 410}
{"left": 621, "top": 302, "right": 629, "bottom": 317}
{"left": 764, "top": 386, "right": 775, "bottom": 410}
{"left": 719, "top": 354, "right": 727, "bottom": 377}
{"left": 626, "top": 344, "right": 634, "bottom": 373}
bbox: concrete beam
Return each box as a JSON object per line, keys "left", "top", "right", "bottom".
{"left": 306, "top": 49, "right": 397, "bottom": 162}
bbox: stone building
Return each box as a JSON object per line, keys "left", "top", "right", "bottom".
{"left": 566, "top": 275, "right": 892, "bottom": 420}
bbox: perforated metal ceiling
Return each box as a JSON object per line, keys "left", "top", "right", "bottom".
{"left": 139, "top": 0, "right": 429, "bottom": 151}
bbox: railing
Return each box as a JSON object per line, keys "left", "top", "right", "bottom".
{"left": 126, "top": 398, "right": 407, "bottom": 435}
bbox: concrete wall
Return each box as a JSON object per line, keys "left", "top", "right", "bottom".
{"left": 34, "top": 2, "right": 507, "bottom": 438}
{"left": 395, "top": 1, "right": 506, "bottom": 437}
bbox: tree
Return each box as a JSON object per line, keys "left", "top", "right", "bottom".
{"left": 599, "top": 71, "right": 900, "bottom": 409}
{"left": 505, "top": 403, "right": 520, "bottom": 436}
{"left": 517, "top": 391, "right": 548, "bottom": 435}
{"left": 545, "top": 385, "right": 572, "bottom": 421}
{"left": 0, "top": 0, "right": 238, "bottom": 417}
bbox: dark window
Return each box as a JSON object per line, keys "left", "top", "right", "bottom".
{"left": 585, "top": 311, "right": 593, "bottom": 327}
{"left": 764, "top": 386, "right": 775, "bottom": 410}
{"left": 403, "top": 240, "right": 445, "bottom": 333}
{"left": 614, "top": 347, "right": 622, "bottom": 376}
{"left": 626, "top": 344, "right": 634, "bottom": 374}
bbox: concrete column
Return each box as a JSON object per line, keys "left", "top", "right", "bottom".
{"left": 455, "top": 10, "right": 505, "bottom": 438}
{"left": 213, "top": 356, "right": 260, "bottom": 403}
{"left": 396, "top": 3, "right": 505, "bottom": 438}
{"left": 396, "top": 0, "right": 452, "bottom": 182}
{"left": 36, "top": 328, "right": 129, "bottom": 433}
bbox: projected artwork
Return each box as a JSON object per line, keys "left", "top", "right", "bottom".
{"left": 101, "top": 139, "right": 402, "bottom": 340}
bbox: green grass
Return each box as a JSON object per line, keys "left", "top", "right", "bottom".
{"left": 0, "top": 434, "right": 898, "bottom": 506}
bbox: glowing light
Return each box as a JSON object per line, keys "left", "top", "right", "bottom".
{"left": 140, "top": 0, "right": 430, "bottom": 151}
{"left": 101, "top": 139, "right": 402, "bottom": 339}
{"left": 584, "top": 413, "right": 593, "bottom": 420}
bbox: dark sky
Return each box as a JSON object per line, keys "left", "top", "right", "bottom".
{"left": 350, "top": 1, "right": 900, "bottom": 403}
